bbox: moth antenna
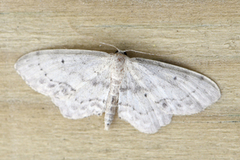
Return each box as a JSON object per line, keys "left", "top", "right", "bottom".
{"left": 99, "top": 42, "right": 120, "bottom": 52}
{"left": 123, "top": 49, "right": 155, "bottom": 56}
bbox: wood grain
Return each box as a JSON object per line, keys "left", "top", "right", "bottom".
{"left": 0, "top": 0, "right": 239, "bottom": 159}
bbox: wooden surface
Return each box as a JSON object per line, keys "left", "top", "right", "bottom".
{"left": 1, "top": 0, "right": 240, "bottom": 159}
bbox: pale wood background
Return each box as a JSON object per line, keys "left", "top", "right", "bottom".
{"left": 1, "top": 0, "right": 240, "bottom": 159}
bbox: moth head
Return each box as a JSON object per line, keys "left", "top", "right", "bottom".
{"left": 115, "top": 50, "right": 127, "bottom": 56}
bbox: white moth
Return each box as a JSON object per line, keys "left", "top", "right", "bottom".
{"left": 15, "top": 49, "right": 221, "bottom": 134}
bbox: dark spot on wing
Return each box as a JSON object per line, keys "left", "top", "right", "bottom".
{"left": 200, "top": 76, "right": 204, "bottom": 80}
{"left": 162, "top": 103, "right": 167, "bottom": 108}
{"left": 45, "top": 73, "right": 47, "bottom": 76}
{"left": 134, "top": 85, "right": 142, "bottom": 93}
{"left": 111, "top": 96, "right": 118, "bottom": 104}
{"left": 48, "top": 84, "right": 55, "bottom": 88}
{"left": 144, "top": 93, "right": 147, "bottom": 97}
{"left": 177, "top": 104, "right": 182, "bottom": 108}
{"left": 173, "top": 76, "right": 177, "bottom": 80}
{"left": 61, "top": 88, "right": 67, "bottom": 93}
{"left": 50, "top": 79, "right": 53, "bottom": 81}
{"left": 92, "top": 79, "right": 98, "bottom": 86}
{"left": 120, "top": 86, "right": 130, "bottom": 92}
{"left": 61, "top": 59, "right": 64, "bottom": 64}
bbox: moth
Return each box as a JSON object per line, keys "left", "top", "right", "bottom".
{"left": 15, "top": 49, "right": 221, "bottom": 134}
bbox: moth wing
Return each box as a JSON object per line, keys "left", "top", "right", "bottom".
{"left": 15, "top": 49, "right": 112, "bottom": 119}
{"left": 118, "top": 57, "right": 220, "bottom": 133}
